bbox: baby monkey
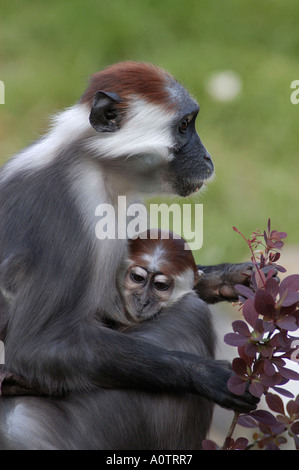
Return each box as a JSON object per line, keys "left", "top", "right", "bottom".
{"left": 121, "top": 229, "right": 203, "bottom": 322}
{"left": 1, "top": 229, "right": 254, "bottom": 397}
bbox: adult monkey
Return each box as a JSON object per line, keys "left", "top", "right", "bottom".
{"left": 0, "top": 62, "right": 257, "bottom": 449}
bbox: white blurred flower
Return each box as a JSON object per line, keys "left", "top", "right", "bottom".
{"left": 206, "top": 70, "right": 242, "bottom": 102}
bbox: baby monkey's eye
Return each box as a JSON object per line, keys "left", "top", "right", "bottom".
{"left": 130, "top": 272, "right": 145, "bottom": 283}
{"left": 153, "top": 281, "right": 170, "bottom": 291}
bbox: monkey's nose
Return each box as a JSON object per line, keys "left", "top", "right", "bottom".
{"left": 203, "top": 153, "right": 214, "bottom": 173}
{"left": 203, "top": 153, "right": 212, "bottom": 162}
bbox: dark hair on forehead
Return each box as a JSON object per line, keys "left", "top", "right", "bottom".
{"left": 128, "top": 229, "right": 199, "bottom": 282}
{"left": 80, "top": 61, "right": 177, "bottom": 109}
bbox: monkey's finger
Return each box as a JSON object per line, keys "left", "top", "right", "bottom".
{"left": 219, "top": 390, "right": 260, "bottom": 413}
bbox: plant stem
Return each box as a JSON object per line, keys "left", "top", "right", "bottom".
{"left": 233, "top": 227, "right": 266, "bottom": 288}
{"left": 222, "top": 411, "right": 240, "bottom": 449}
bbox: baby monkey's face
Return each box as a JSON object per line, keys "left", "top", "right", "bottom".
{"left": 122, "top": 229, "right": 201, "bottom": 322}
{"left": 123, "top": 265, "right": 174, "bottom": 321}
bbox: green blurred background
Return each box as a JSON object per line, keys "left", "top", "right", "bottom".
{"left": 1, "top": 0, "right": 298, "bottom": 265}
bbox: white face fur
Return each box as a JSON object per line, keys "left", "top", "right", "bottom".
{"left": 86, "top": 97, "right": 175, "bottom": 161}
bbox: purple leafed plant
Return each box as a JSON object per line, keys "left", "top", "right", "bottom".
{"left": 202, "top": 220, "right": 299, "bottom": 450}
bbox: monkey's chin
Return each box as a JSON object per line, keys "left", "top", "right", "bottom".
{"left": 193, "top": 182, "right": 204, "bottom": 193}
{"left": 162, "top": 173, "right": 215, "bottom": 197}
{"left": 176, "top": 181, "right": 204, "bottom": 197}
{"left": 183, "top": 173, "right": 216, "bottom": 197}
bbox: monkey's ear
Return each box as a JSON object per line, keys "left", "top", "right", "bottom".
{"left": 89, "top": 90, "right": 123, "bottom": 133}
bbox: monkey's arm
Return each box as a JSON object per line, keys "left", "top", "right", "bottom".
{"left": 1, "top": 296, "right": 258, "bottom": 414}
{"left": 195, "top": 262, "right": 253, "bottom": 304}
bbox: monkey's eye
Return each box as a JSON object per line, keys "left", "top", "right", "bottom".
{"left": 130, "top": 272, "right": 145, "bottom": 284}
{"left": 153, "top": 281, "right": 170, "bottom": 291}
{"left": 179, "top": 119, "right": 189, "bottom": 134}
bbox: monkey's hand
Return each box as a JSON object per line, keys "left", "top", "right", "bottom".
{"left": 0, "top": 369, "right": 56, "bottom": 397}
{"left": 195, "top": 359, "right": 259, "bottom": 413}
{"left": 195, "top": 262, "right": 279, "bottom": 304}
{"left": 194, "top": 262, "right": 254, "bottom": 304}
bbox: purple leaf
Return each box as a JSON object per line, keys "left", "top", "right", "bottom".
{"left": 278, "top": 315, "right": 298, "bottom": 331}
{"left": 273, "top": 264, "right": 287, "bottom": 273}
{"left": 252, "top": 359, "right": 265, "bottom": 376}
{"left": 266, "top": 267, "right": 278, "bottom": 279}
{"left": 266, "top": 277, "right": 279, "bottom": 298}
{"left": 235, "top": 284, "right": 255, "bottom": 299}
{"left": 264, "top": 359, "right": 276, "bottom": 377}
{"left": 249, "top": 381, "right": 264, "bottom": 397}
{"left": 279, "top": 274, "right": 299, "bottom": 294}
{"left": 281, "top": 292, "right": 299, "bottom": 307}
{"left": 265, "top": 393, "right": 285, "bottom": 414}
{"left": 278, "top": 231, "right": 288, "bottom": 239}
{"left": 272, "top": 241, "right": 284, "bottom": 250}
{"left": 270, "top": 230, "right": 282, "bottom": 240}
{"left": 264, "top": 230, "right": 268, "bottom": 245}
{"left": 267, "top": 219, "right": 271, "bottom": 235}
{"left": 232, "top": 357, "right": 248, "bottom": 375}
{"left": 259, "top": 419, "right": 286, "bottom": 435}
{"left": 228, "top": 375, "right": 247, "bottom": 396}
{"left": 243, "top": 298, "right": 259, "bottom": 328}
{"left": 276, "top": 414, "right": 289, "bottom": 425}
{"left": 232, "top": 320, "right": 251, "bottom": 336}
{"left": 254, "top": 289, "right": 276, "bottom": 317}
{"left": 232, "top": 437, "right": 249, "bottom": 450}
{"left": 238, "top": 346, "right": 254, "bottom": 366}
{"left": 272, "top": 386, "right": 294, "bottom": 398}
{"left": 279, "top": 304, "right": 298, "bottom": 318}
{"left": 223, "top": 437, "right": 234, "bottom": 449}
{"left": 237, "top": 415, "right": 258, "bottom": 428}
{"left": 262, "top": 320, "right": 275, "bottom": 333}
{"left": 278, "top": 366, "right": 299, "bottom": 381}
{"left": 272, "top": 423, "right": 288, "bottom": 435}
{"left": 270, "top": 252, "right": 281, "bottom": 262}
{"left": 265, "top": 442, "right": 280, "bottom": 450}
{"left": 286, "top": 400, "right": 299, "bottom": 417}
{"left": 291, "top": 421, "right": 299, "bottom": 435}
{"left": 260, "top": 372, "right": 282, "bottom": 387}
{"left": 260, "top": 344, "right": 274, "bottom": 358}
{"left": 255, "top": 269, "right": 266, "bottom": 290}
{"left": 244, "top": 342, "right": 258, "bottom": 357}
{"left": 224, "top": 332, "right": 248, "bottom": 347}
{"left": 255, "top": 318, "right": 265, "bottom": 334}
{"left": 249, "top": 410, "right": 278, "bottom": 426}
